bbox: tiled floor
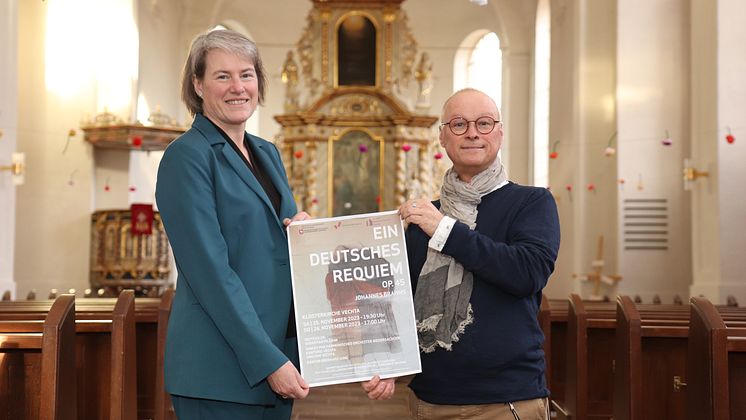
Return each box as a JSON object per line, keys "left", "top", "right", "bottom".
{"left": 291, "top": 376, "right": 413, "bottom": 419}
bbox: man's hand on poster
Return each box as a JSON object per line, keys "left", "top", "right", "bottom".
{"left": 399, "top": 199, "right": 443, "bottom": 237}
{"left": 361, "top": 375, "right": 396, "bottom": 400}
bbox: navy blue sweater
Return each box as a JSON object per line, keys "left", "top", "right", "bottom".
{"left": 406, "top": 182, "right": 560, "bottom": 404}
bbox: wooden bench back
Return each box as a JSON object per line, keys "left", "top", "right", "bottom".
{"left": 686, "top": 296, "right": 746, "bottom": 420}
{"left": 0, "top": 294, "right": 77, "bottom": 420}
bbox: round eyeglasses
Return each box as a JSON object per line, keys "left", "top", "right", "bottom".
{"left": 440, "top": 116, "right": 500, "bottom": 135}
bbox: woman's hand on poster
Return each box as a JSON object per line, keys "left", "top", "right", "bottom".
{"left": 283, "top": 211, "right": 312, "bottom": 227}
{"left": 268, "top": 361, "right": 310, "bottom": 400}
{"left": 361, "top": 375, "right": 396, "bottom": 400}
{"left": 399, "top": 199, "right": 442, "bottom": 237}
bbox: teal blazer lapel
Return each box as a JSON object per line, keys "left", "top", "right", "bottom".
{"left": 247, "top": 136, "right": 295, "bottom": 222}
{"left": 193, "top": 114, "right": 285, "bottom": 229}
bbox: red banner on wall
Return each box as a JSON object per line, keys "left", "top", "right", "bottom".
{"left": 131, "top": 203, "right": 154, "bottom": 235}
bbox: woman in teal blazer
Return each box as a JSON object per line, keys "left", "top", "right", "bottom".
{"left": 155, "top": 29, "right": 310, "bottom": 419}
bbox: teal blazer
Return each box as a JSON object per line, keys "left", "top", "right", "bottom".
{"left": 156, "top": 114, "right": 298, "bottom": 405}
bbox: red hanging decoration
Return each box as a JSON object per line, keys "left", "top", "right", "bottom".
{"left": 434, "top": 152, "right": 443, "bottom": 160}
{"left": 587, "top": 183, "right": 596, "bottom": 192}
{"left": 549, "top": 140, "right": 560, "bottom": 159}
{"left": 358, "top": 144, "right": 369, "bottom": 153}
{"left": 726, "top": 126, "right": 735, "bottom": 144}
{"left": 294, "top": 150, "right": 304, "bottom": 159}
{"left": 131, "top": 136, "right": 143, "bottom": 148}
{"left": 401, "top": 143, "right": 412, "bottom": 152}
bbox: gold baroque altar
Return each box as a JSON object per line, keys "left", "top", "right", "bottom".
{"left": 275, "top": 0, "right": 444, "bottom": 217}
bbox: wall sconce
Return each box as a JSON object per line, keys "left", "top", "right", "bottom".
{"left": 683, "top": 158, "right": 709, "bottom": 191}
{"left": 0, "top": 152, "right": 25, "bottom": 185}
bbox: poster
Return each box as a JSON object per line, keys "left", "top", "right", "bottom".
{"left": 287, "top": 210, "right": 421, "bottom": 387}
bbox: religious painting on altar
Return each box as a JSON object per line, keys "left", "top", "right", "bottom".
{"left": 337, "top": 14, "right": 376, "bottom": 86}
{"left": 331, "top": 130, "right": 381, "bottom": 217}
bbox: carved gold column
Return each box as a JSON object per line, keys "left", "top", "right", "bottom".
{"left": 395, "top": 141, "right": 407, "bottom": 205}
{"left": 320, "top": 9, "right": 331, "bottom": 86}
{"left": 383, "top": 8, "right": 396, "bottom": 89}
{"left": 305, "top": 141, "right": 319, "bottom": 216}
{"left": 418, "top": 143, "right": 432, "bottom": 198}
{"left": 276, "top": 134, "right": 292, "bottom": 178}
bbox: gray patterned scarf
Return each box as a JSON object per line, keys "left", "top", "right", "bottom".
{"left": 413, "top": 157, "right": 507, "bottom": 352}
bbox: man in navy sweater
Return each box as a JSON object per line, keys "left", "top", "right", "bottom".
{"left": 398, "top": 88, "right": 560, "bottom": 419}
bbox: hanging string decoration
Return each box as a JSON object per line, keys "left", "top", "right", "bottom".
{"left": 604, "top": 132, "right": 617, "bottom": 156}
{"left": 726, "top": 126, "right": 735, "bottom": 144}
{"left": 67, "top": 169, "right": 77, "bottom": 186}
{"left": 62, "top": 129, "right": 76, "bottom": 154}
{"left": 661, "top": 130, "right": 672, "bottom": 146}
{"left": 549, "top": 140, "right": 560, "bottom": 159}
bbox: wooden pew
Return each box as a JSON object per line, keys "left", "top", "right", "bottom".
{"left": 0, "top": 291, "right": 139, "bottom": 420}
{"left": 155, "top": 287, "right": 175, "bottom": 420}
{"left": 612, "top": 295, "right": 741, "bottom": 420}
{"left": 71, "top": 291, "right": 166, "bottom": 419}
{"left": 548, "top": 298, "right": 569, "bottom": 416}
{"left": 548, "top": 294, "right": 746, "bottom": 420}
{"left": 552, "top": 295, "right": 616, "bottom": 420}
{"left": 686, "top": 296, "right": 746, "bottom": 420}
{"left": 0, "top": 294, "right": 77, "bottom": 419}
{"left": 553, "top": 295, "right": 694, "bottom": 420}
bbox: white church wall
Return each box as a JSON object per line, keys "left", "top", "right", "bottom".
{"left": 690, "top": 0, "right": 746, "bottom": 305}
{"left": 716, "top": 0, "right": 746, "bottom": 304}
{"left": 15, "top": 0, "right": 98, "bottom": 297}
{"left": 544, "top": 0, "right": 577, "bottom": 299}
{"left": 617, "top": 0, "right": 692, "bottom": 302}
{"left": 543, "top": 0, "right": 618, "bottom": 301}
{"left": 689, "top": 0, "right": 722, "bottom": 303}
{"left": 0, "top": 0, "right": 18, "bottom": 297}
{"left": 575, "top": 0, "right": 618, "bottom": 300}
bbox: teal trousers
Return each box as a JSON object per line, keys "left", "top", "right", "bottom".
{"left": 171, "top": 394, "right": 293, "bottom": 420}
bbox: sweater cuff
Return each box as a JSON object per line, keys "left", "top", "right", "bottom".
{"left": 428, "top": 216, "right": 456, "bottom": 251}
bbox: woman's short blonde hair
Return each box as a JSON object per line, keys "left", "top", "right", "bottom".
{"left": 181, "top": 29, "right": 267, "bottom": 116}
